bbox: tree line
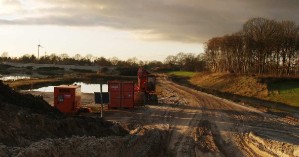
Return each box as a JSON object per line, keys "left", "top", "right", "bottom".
{"left": 205, "top": 17, "right": 299, "bottom": 76}
{"left": 0, "top": 51, "right": 205, "bottom": 72}
{"left": 0, "top": 52, "right": 167, "bottom": 69}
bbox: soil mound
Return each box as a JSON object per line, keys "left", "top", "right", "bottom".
{"left": 0, "top": 81, "right": 59, "bottom": 115}
{"left": 0, "top": 105, "right": 128, "bottom": 147}
{"left": 0, "top": 128, "right": 168, "bottom": 157}
{"left": 0, "top": 80, "right": 128, "bottom": 152}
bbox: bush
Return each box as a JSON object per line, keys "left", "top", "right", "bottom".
{"left": 37, "top": 67, "right": 64, "bottom": 71}
{"left": 70, "top": 68, "right": 93, "bottom": 73}
{"left": 116, "top": 67, "right": 139, "bottom": 76}
{"left": 0, "top": 64, "right": 12, "bottom": 70}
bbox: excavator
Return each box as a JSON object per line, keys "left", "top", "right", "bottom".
{"left": 134, "top": 67, "right": 158, "bottom": 105}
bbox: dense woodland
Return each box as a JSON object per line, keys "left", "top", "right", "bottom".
{"left": 0, "top": 18, "right": 298, "bottom": 76}
{"left": 205, "top": 18, "right": 299, "bottom": 76}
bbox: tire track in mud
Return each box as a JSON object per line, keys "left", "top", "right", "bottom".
{"left": 160, "top": 78, "right": 235, "bottom": 156}
{"left": 158, "top": 77, "right": 299, "bottom": 157}
{"left": 159, "top": 77, "right": 226, "bottom": 157}
{"left": 157, "top": 79, "right": 200, "bottom": 156}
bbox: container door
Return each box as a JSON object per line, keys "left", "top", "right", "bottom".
{"left": 122, "top": 83, "right": 134, "bottom": 92}
{"left": 108, "top": 82, "right": 121, "bottom": 108}
{"left": 121, "top": 82, "right": 134, "bottom": 108}
{"left": 56, "top": 94, "right": 73, "bottom": 113}
{"left": 122, "top": 92, "right": 134, "bottom": 108}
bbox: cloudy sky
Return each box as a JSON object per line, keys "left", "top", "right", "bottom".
{"left": 0, "top": 0, "right": 299, "bottom": 61}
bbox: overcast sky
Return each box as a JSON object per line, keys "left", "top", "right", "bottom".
{"left": 0, "top": 0, "right": 299, "bottom": 61}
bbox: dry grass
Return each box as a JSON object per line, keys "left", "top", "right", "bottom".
{"left": 190, "top": 72, "right": 268, "bottom": 98}
{"left": 189, "top": 72, "right": 299, "bottom": 107}
{"left": 6, "top": 78, "right": 61, "bottom": 89}
{"left": 167, "top": 71, "right": 196, "bottom": 78}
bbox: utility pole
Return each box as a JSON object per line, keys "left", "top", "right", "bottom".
{"left": 100, "top": 84, "right": 103, "bottom": 118}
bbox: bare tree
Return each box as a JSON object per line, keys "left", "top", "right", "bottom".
{"left": 73, "top": 54, "right": 82, "bottom": 60}
{"left": 205, "top": 17, "right": 299, "bottom": 76}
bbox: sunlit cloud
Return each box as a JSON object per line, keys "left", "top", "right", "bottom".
{"left": 0, "top": 0, "right": 21, "bottom": 18}
{"left": 1, "top": 0, "right": 299, "bottom": 43}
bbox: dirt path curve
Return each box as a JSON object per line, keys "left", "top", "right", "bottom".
{"left": 153, "top": 76, "right": 299, "bottom": 157}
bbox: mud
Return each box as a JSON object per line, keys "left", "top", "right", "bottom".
{"left": 157, "top": 76, "right": 299, "bottom": 156}
{"left": 192, "top": 120, "right": 222, "bottom": 157}
{"left": 0, "top": 128, "right": 168, "bottom": 157}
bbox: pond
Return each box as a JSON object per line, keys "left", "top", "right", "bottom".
{"left": 0, "top": 75, "right": 31, "bottom": 81}
{"left": 30, "top": 82, "right": 108, "bottom": 93}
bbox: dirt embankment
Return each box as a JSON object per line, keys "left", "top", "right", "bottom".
{"left": 190, "top": 73, "right": 268, "bottom": 98}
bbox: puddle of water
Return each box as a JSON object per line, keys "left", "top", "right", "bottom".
{"left": 0, "top": 75, "right": 31, "bottom": 81}
{"left": 30, "top": 82, "right": 108, "bottom": 93}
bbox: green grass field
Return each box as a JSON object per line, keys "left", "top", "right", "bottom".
{"left": 268, "top": 81, "right": 299, "bottom": 107}
{"left": 167, "top": 71, "right": 196, "bottom": 78}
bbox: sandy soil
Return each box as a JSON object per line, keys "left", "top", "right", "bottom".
{"left": 23, "top": 75, "right": 299, "bottom": 157}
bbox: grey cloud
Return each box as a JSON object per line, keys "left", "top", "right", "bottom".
{"left": 1, "top": 0, "right": 299, "bottom": 43}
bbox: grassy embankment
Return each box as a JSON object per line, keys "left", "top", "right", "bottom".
{"left": 167, "top": 71, "right": 197, "bottom": 78}
{"left": 168, "top": 71, "right": 299, "bottom": 107}
{"left": 267, "top": 81, "right": 299, "bottom": 107}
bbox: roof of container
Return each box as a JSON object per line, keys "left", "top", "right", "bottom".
{"left": 107, "top": 81, "right": 134, "bottom": 83}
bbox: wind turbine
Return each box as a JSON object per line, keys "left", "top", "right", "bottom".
{"left": 37, "top": 42, "right": 43, "bottom": 59}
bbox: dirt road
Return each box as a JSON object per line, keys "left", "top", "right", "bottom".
{"left": 113, "top": 76, "right": 299, "bottom": 157}
{"left": 155, "top": 76, "right": 299, "bottom": 157}
{"left": 25, "top": 76, "right": 299, "bottom": 157}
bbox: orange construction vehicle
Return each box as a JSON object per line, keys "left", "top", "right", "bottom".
{"left": 134, "top": 67, "right": 157, "bottom": 104}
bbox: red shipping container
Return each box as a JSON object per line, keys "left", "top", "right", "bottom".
{"left": 108, "top": 81, "right": 134, "bottom": 109}
{"left": 54, "top": 85, "right": 81, "bottom": 114}
{"left": 108, "top": 82, "right": 121, "bottom": 92}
